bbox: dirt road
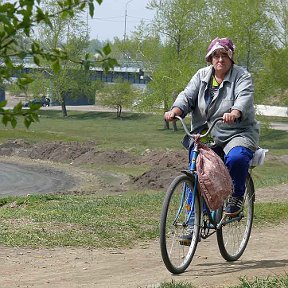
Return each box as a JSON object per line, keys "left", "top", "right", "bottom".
{"left": 0, "top": 222, "right": 287, "bottom": 288}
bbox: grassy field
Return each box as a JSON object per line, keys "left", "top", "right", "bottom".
{"left": 0, "top": 110, "right": 287, "bottom": 248}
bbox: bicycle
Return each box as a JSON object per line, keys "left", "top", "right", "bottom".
{"left": 160, "top": 116, "right": 257, "bottom": 274}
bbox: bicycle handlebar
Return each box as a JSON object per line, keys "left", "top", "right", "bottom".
{"left": 175, "top": 115, "right": 223, "bottom": 139}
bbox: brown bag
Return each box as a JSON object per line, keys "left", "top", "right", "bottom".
{"left": 196, "top": 143, "right": 233, "bottom": 210}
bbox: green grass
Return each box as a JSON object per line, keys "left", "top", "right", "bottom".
{"left": 254, "top": 202, "right": 288, "bottom": 225}
{"left": 232, "top": 275, "right": 288, "bottom": 288}
{"left": 1, "top": 110, "right": 287, "bottom": 153}
{"left": 252, "top": 160, "right": 288, "bottom": 188}
{"left": 159, "top": 281, "right": 195, "bottom": 288}
{"left": 158, "top": 275, "right": 288, "bottom": 288}
{"left": 0, "top": 110, "right": 187, "bottom": 152}
{"left": 0, "top": 191, "right": 287, "bottom": 248}
{"left": 0, "top": 191, "right": 165, "bottom": 248}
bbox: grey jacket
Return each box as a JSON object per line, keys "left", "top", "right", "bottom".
{"left": 172, "top": 64, "right": 260, "bottom": 154}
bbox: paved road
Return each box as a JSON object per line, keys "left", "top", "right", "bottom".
{"left": 0, "top": 161, "right": 75, "bottom": 196}
{"left": 270, "top": 122, "right": 288, "bottom": 131}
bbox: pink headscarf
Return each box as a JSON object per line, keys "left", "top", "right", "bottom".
{"left": 205, "top": 37, "right": 235, "bottom": 63}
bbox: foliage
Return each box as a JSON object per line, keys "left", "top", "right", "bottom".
{"left": 141, "top": 0, "right": 208, "bottom": 113}
{"left": 0, "top": 0, "right": 117, "bottom": 125}
{"left": 0, "top": 100, "right": 39, "bottom": 128}
{"left": 148, "top": 0, "right": 208, "bottom": 56}
{"left": 205, "top": 0, "right": 272, "bottom": 71}
{"left": 7, "top": 71, "right": 50, "bottom": 99}
{"left": 0, "top": 0, "right": 114, "bottom": 82}
{"left": 140, "top": 48, "right": 196, "bottom": 113}
{"left": 254, "top": 47, "right": 288, "bottom": 105}
{"left": 266, "top": 0, "right": 288, "bottom": 48}
{"left": 27, "top": 1, "right": 106, "bottom": 116}
{"left": 96, "top": 80, "right": 141, "bottom": 117}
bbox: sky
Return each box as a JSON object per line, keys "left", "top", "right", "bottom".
{"left": 87, "top": 0, "right": 155, "bottom": 41}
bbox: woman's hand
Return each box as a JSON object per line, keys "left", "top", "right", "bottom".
{"left": 164, "top": 110, "right": 176, "bottom": 121}
{"left": 164, "top": 107, "right": 183, "bottom": 121}
{"left": 222, "top": 109, "right": 241, "bottom": 124}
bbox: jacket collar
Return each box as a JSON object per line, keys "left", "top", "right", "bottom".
{"left": 202, "top": 65, "right": 234, "bottom": 84}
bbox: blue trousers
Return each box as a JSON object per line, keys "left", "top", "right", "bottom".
{"left": 190, "top": 145, "right": 254, "bottom": 198}
{"left": 223, "top": 146, "right": 254, "bottom": 197}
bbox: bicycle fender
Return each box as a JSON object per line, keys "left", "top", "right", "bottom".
{"left": 181, "top": 170, "right": 195, "bottom": 179}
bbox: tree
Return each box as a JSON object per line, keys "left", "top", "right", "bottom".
{"left": 254, "top": 47, "right": 288, "bottom": 105}
{"left": 144, "top": 0, "right": 288, "bottom": 112}
{"left": 266, "top": 0, "right": 288, "bottom": 48}
{"left": 0, "top": 0, "right": 116, "bottom": 127}
{"left": 148, "top": 0, "right": 208, "bottom": 59}
{"left": 30, "top": 1, "right": 97, "bottom": 117}
{"left": 133, "top": 1, "right": 208, "bottom": 129}
{"left": 203, "top": 0, "right": 272, "bottom": 71}
{"left": 256, "top": 0, "right": 288, "bottom": 105}
{"left": 97, "top": 79, "right": 140, "bottom": 118}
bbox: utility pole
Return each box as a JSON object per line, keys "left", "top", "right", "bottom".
{"left": 124, "top": 0, "right": 134, "bottom": 41}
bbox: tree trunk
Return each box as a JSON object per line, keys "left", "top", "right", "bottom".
{"left": 163, "top": 119, "right": 169, "bottom": 129}
{"left": 61, "top": 95, "right": 68, "bottom": 117}
{"left": 172, "top": 120, "right": 178, "bottom": 131}
{"left": 116, "top": 104, "right": 122, "bottom": 118}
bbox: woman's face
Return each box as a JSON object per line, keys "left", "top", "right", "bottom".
{"left": 211, "top": 49, "right": 233, "bottom": 76}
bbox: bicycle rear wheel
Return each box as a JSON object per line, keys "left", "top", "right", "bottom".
{"left": 160, "top": 174, "right": 200, "bottom": 274}
{"left": 216, "top": 173, "right": 255, "bottom": 261}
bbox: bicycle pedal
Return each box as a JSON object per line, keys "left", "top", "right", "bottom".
{"left": 179, "top": 239, "right": 191, "bottom": 246}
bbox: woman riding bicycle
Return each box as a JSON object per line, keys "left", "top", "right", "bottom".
{"left": 164, "top": 37, "right": 260, "bottom": 216}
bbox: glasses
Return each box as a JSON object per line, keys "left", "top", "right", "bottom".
{"left": 212, "top": 53, "right": 229, "bottom": 60}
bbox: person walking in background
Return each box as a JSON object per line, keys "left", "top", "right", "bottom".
{"left": 164, "top": 37, "right": 259, "bottom": 216}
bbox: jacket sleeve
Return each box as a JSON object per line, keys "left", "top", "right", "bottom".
{"left": 171, "top": 70, "right": 201, "bottom": 117}
{"left": 232, "top": 71, "right": 255, "bottom": 120}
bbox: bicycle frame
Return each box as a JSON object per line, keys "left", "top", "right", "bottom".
{"left": 176, "top": 116, "right": 244, "bottom": 237}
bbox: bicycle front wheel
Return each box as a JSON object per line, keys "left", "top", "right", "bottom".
{"left": 160, "top": 174, "right": 201, "bottom": 274}
{"left": 216, "top": 173, "right": 255, "bottom": 261}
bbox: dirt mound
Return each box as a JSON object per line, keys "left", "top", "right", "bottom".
{"left": 73, "top": 149, "right": 138, "bottom": 165}
{"left": 132, "top": 150, "right": 188, "bottom": 189}
{"left": 3, "top": 140, "right": 288, "bottom": 192}
{"left": 139, "top": 149, "right": 187, "bottom": 167}
{"left": 132, "top": 168, "right": 179, "bottom": 190}
{"left": 0, "top": 140, "right": 138, "bottom": 165}
{"left": 0, "top": 139, "right": 31, "bottom": 157}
